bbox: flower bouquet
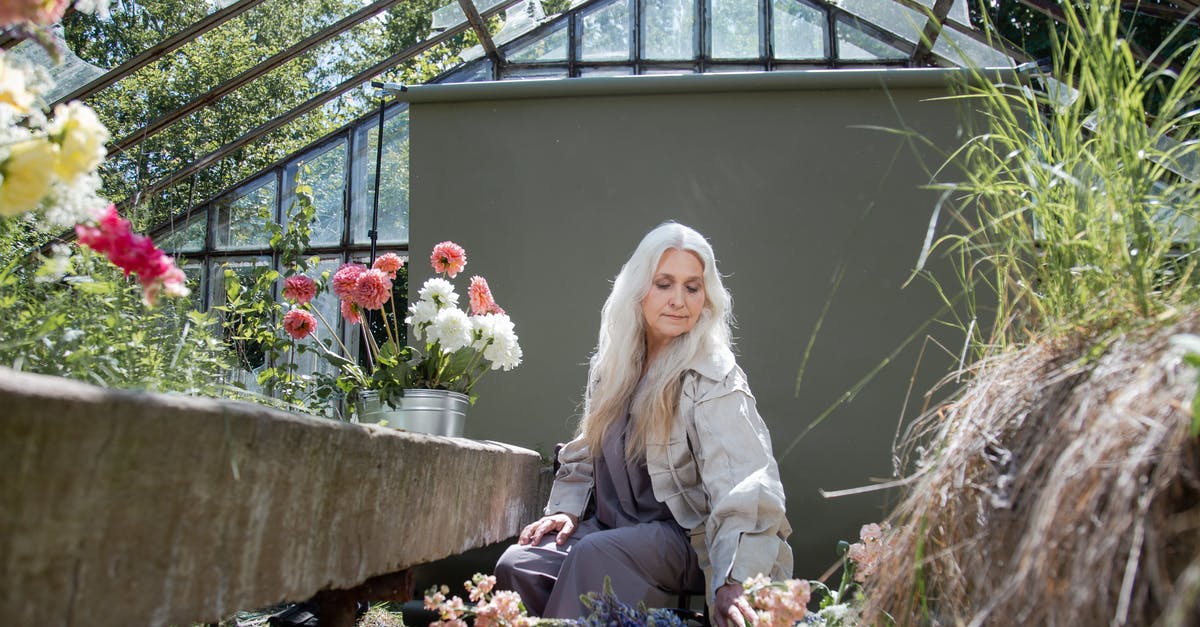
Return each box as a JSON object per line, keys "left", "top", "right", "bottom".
{"left": 278, "top": 240, "right": 522, "bottom": 420}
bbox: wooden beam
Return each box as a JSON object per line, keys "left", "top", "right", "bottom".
{"left": 107, "top": 0, "right": 405, "bottom": 159}
{"left": 121, "top": 0, "right": 526, "bottom": 208}
{"left": 50, "top": 0, "right": 270, "bottom": 107}
{"left": 457, "top": 0, "right": 505, "bottom": 65}
{"left": 911, "top": 0, "right": 956, "bottom": 65}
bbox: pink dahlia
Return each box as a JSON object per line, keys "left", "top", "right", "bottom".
{"left": 282, "top": 309, "right": 317, "bottom": 340}
{"left": 372, "top": 252, "right": 404, "bottom": 279}
{"left": 353, "top": 268, "right": 392, "bottom": 310}
{"left": 430, "top": 240, "right": 467, "bottom": 278}
{"left": 331, "top": 263, "right": 366, "bottom": 300}
{"left": 282, "top": 274, "right": 317, "bottom": 304}
{"left": 341, "top": 299, "right": 361, "bottom": 325}
{"left": 468, "top": 275, "right": 504, "bottom": 315}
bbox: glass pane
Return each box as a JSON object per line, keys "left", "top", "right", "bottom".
{"left": 213, "top": 177, "right": 277, "bottom": 250}
{"left": 285, "top": 139, "right": 348, "bottom": 248}
{"left": 156, "top": 213, "right": 207, "bottom": 254}
{"left": 210, "top": 256, "right": 272, "bottom": 392}
{"left": 291, "top": 256, "right": 344, "bottom": 377}
{"left": 640, "top": 64, "right": 699, "bottom": 74}
{"left": 507, "top": 23, "right": 569, "bottom": 62}
{"left": 642, "top": 0, "right": 695, "bottom": 60}
{"left": 580, "top": 0, "right": 632, "bottom": 62}
{"left": 933, "top": 29, "right": 1016, "bottom": 69}
{"left": 439, "top": 59, "right": 494, "bottom": 83}
{"left": 773, "top": 0, "right": 827, "bottom": 60}
{"left": 578, "top": 65, "right": 635, "bottom": 76}
{"left": 351, "top": 106, "right": 409, "bottom": 246}
{"left": 181, "top": 260, "right": 206, "bottom": 311}
{"left": 431, "top": 0, "right": 509, "bottom": 30}
{"left": 500, "top": 66, "right": 571, "bottom": 79}
{"left": 837, "top": 16, "right": 908, "bottom": 61}
{"left": 711, "top": 0, "right": 760, "bottom": 59}
{"left": 706, "top": 63, "right": 765, "bottom": 73}
{"left": 835, "top": 0, "right": 923, "bottom": 45}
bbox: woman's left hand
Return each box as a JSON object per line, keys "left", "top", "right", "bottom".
{"left": 713, "top": 582, "right": 755, "bottom": 627}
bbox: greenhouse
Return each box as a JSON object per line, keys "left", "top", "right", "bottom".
{"left": 2, "top": 0, "right": 1199, "bottom": 626}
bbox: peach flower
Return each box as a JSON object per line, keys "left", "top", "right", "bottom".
{"left": 430, "top": 240, "right": 467, "bottom": 278}
{"left": 282, "top": 309, "right": 317, "bottom": 340}
{"left": 331, "top": 263, "right": 366, "bottom": 300}
{"left": 372, "top": 252, "right": 404, "bottom": 279}
{"left": 282, "top": 274, "right": 316, "bottom": 304}
{"left": 341, "top": 299, "right": 361, "bottom": 325}
{"left": 353, "top": 268, "right": 392, "bottom": 310}
{"left": 468, "top": 275, "right": 504, "bottom": 315}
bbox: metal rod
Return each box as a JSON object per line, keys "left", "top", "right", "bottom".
{"left": 370, "top": 92, "right": 385, "bottom": 264}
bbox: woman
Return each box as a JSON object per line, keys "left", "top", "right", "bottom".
{"left": 495, "top": 222, "right": 792, "bottom": 627}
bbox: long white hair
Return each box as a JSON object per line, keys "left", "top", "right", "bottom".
{"left": 577, "top": 221, "right": 734, "bottom": 459}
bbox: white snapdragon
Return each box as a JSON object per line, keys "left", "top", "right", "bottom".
{"left": 0, "top": 62, "right": 34, "bottom": 113}
{"left": 473, "top": 313, "right": 522, "bottom": 371}
{"left": 428, "top": 307, "right": 472, "bottom": 353}
{"left": 418, "top": 277, "right": 458, "bottom": 309}
{"left": 48, "top": 102, "right": 109, "bottom": 182}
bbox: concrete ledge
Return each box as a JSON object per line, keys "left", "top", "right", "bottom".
{"left": 0, "top": 368, "right": 547, "bottom": 627}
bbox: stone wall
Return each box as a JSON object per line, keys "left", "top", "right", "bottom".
{"left": 0, "top": 367, "right": 547, "bottom": 627}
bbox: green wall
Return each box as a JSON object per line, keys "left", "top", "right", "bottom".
{"left": 403, "top": 70, "right": 970, "bottom": 578}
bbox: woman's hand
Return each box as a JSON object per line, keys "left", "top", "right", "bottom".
{"left": 713, "top": 582, "right": 755, "bottom": 627}
{"left": 517, "top": 513, "right": 578, "bottom": 546}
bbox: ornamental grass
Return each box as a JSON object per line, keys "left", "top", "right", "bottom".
{"left": 860, "top": 0, "right": 1200, "bottom": 624}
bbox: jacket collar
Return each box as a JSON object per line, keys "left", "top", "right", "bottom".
{"left": 685, "top": 344, "right": 736, "bottom": 382}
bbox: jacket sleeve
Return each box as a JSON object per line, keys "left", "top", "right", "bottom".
{"left": 543, "top": 434, "right": 594, "bottom": 518}
{"left": 691, "top": 374, "right": 793, "bottom": 595}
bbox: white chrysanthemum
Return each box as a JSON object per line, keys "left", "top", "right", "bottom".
{"left": 418, "top": 277, "right": 458, "bottom": 309}
{"left": 48, "top": 102, "right": 109, "bottom": 182}
{"left": 405, "top": 299, "right": 439, "bottom": 340}
{"left": 473, "top": 313, "right": 522, "bottom": 371}
{"left": 428, "top": 307, "right": 472, "bottom": 353}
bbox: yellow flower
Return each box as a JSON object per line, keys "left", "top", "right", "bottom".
{"left": 0, "top": 62, "right": 34, "bottom": 113}
{"left": 0, "top": 139, "right": 57, "bottom": 216}
{"left": 48, "top": 102, "right": 109, "bottom": 182}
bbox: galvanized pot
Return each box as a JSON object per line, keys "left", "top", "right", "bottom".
{"left": 354, "top": 389, "right": 469, "bottom": 437}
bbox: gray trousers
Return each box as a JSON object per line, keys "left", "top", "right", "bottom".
{"left": 494, "top": 517, "right": 704, "bottom": 619}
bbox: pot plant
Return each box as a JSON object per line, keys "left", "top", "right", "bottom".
{"left": 279, "top": 240, "right": 522, "bottom": 435}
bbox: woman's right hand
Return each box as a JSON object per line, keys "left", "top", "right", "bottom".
{"left": 518, "top": 513, "right": 579, "bottom": 546}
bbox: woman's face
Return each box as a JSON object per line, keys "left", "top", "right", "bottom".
{"left": 641, "top": 248, "right": 706, "bottom": 357}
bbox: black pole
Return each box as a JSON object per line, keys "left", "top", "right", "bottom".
{"left": 369, "top": 90, "right": 385, "bottom": 264}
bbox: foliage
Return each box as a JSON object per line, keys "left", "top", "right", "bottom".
{"left": 912, "top": 0, "right": 1200, "bottom": 357}
{"left": 59, "top": 0, "right": 475, "bottom": 234}
{"left": 212, "top": 179, "right": 345, "bottom": 416}
{"left": 0, "top": 228, "right": 228, "bottom": 393}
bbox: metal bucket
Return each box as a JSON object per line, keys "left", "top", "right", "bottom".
{"left": 355, "top": 389, "right": 469, "bottom": 437}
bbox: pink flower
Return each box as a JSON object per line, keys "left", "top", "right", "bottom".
{"left": 331, "top": 263, "right": 366, "bottom": 300}
{"left": 468, "top": 276, "right": 505, "bottom": 315}
{"left": 283, "top": 274, "right": 317, "bottom": 304}
{"left": 430, "top": 240, "right": 467, "bottom": 278}
{"left": 282, "top": 309, "right": 317, "bottom": 340}
{"left": 341, "top": 299, "right": 361, "bottom": 325}
{"left": 353, "top": 268, "right": 392, "bottom": 310}
{"left": 847, "top": 521, "right": 889, "bottom": 583}
{"left": 372, "top": 252, "right": 404, "bottom": 279}
{"left": 75, "top": 204, "right": 190, "bottom": 306}
{"left": 0, "top": 0, "right": 70, "bottom": 27}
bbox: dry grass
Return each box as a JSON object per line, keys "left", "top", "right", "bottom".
{"left": 863, "top": 312, "right": 1200, "bottom": 626}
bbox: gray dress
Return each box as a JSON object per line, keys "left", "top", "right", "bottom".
{"left": 494, "top": 413, "right": 705, "bottom": 618}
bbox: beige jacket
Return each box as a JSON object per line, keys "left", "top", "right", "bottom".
{"left": 545, "top": 346, "right": 793, "bottom": 603}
